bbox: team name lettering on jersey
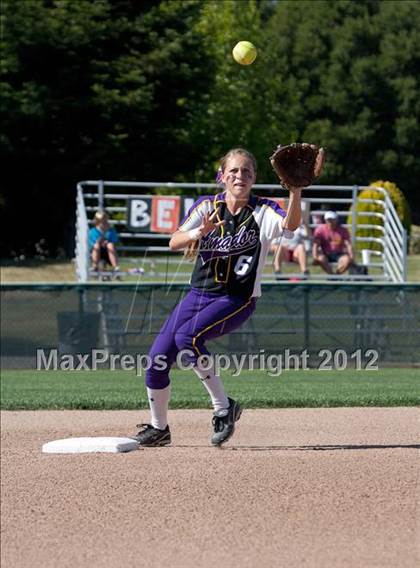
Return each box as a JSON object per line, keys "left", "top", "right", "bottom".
{"left": 199, "top": 226, "right": 259, "bottom": 262}
{"left": 179, "top": 193, "right": 287, "bottom": 297}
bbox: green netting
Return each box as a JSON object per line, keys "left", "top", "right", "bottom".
{"left": 1, "top": 283, "right": 420, "bottom": 367}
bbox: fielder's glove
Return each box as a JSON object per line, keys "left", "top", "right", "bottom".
{"left": 270, "top": 143, "right": 325, "bottom": 190}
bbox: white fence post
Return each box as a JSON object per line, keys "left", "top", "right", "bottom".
{"left": 75, "top": 184, "right": 89, "bottom": 282}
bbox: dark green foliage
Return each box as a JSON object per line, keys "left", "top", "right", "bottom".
{"left": 1, "top": 0, "right": 419, "bottom": 256}
{"left": 1, "top": 0, "right": 212, "bottom": 254}
{"left": 257, "top": 1, "right": 420, "bottom": 199}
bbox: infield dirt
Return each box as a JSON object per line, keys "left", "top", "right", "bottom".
{"left": 1, "top": 408, "right": 419, "bottom": 568}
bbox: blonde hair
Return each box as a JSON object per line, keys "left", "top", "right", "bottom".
{"left": 94, "top": 211, "right": 109, "bottom": 226}
{"left": 184, "top": 244, "right": 198, "bottom": 261}
{"left": 184, "top": 148, "right": 257, "bottom": 261}
{"left": 220, "top": 147, "right": 257, "bottom": 175}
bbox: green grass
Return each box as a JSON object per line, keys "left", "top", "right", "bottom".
{"left": 1, "top": 369, "right": 419, "bottom": 410}
{"left": 407, "top": 254, "right": 420, "bottom": 282}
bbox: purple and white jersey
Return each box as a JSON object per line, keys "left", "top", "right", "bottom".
{"left": 179, "top": 192, "right": 292, "bottom": 298}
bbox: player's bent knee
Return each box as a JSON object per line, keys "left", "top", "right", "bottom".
{"left": 145, "top": 370, "right": 170, "bottom": 390}
{"left": 174, "top": 333, "right": 206, "bottom": 366}
{"left": 174, "top": 332, "right": 193, "bottom": 352}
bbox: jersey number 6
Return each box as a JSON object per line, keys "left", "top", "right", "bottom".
{"left": 234, "top": 255, "right": 253, "bottom": 276}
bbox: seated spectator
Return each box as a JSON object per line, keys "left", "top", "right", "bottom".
{"left": 271, "top": 223, "right": 310, "bottom": 279}
{"left": 89, "top": 211, "right": 120, "bottom": 278}
{"left": 311, "top": 205, "right": 328, "bottom": 228}
{"left": 312, "top": 211, "right": 354, "bottom": 274}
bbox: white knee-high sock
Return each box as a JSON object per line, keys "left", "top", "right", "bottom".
{"left": 147, "top": 385, "right": 171, "bottom": 429}
{"left": 193, "top": 363, "right": 229, "bottom": 411}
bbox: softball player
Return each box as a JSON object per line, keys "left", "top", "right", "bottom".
{"left": 134, "top": 148, "right": 303, "bottom": 446}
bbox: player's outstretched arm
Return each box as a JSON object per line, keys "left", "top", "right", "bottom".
{"left": 282, "top": 188, "right": 303, "bottom": 232}
{"left": 169, "top": 230, "right": 198, "bottom": 251}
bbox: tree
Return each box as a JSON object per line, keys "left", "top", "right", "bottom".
{"left": 185, "top": 1, "right": 267, "bottom": 180}
{"left": 261, "top": 0, "right": 420, "bottom": 217}
{"left": 1, "top": 0, "right": 211, "bottom": 255}
{"left": 2, "top": 0, "right": 419, "bottom": 257}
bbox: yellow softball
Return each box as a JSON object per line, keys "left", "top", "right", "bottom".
{"left": 232, "top": 41, "right": 257, "bottom": 66}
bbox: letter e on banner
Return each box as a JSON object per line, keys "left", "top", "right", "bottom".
{"left": 151, "top": 197, "right": 180, "bottom": 233}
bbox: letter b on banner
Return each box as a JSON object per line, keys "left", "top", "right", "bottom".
{"left": 127, "top": 195, "right": 194, "bottom": 233}
{"left": 127, "top": 198, "right": 152, "bottom": 231}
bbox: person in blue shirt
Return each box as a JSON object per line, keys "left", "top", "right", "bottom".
{"left": 89, "top": 211, "right": 120, "bottom": 276}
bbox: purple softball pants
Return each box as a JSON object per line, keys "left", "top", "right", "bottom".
{"left": 145, "top": 288, "right": 256, "bottom": 389}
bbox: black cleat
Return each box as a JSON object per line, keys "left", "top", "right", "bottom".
{"left": 132, "top": 424, "right": 171, "bottom": 447}
{"left": 211, "top": 398, "right": 242, "bottom": 446}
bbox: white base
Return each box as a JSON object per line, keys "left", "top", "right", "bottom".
{"left": 42, "top": 436, "right": 139, "bottom": 454}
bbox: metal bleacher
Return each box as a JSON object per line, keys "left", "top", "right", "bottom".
{"left": 74, "top": 181, "right": 409, "bottom": 354}
{"left": 76, "top": 180, "right": 407, "bottom": 283}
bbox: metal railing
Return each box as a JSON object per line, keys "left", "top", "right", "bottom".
{"left": 75, "top": 181, "right": 407, "bottom": 283}
{"left": 75, "top": 185, "right": 89, "bottom": 282}
{"left": 355, "top": 187, "right": 407, "bottom": 282}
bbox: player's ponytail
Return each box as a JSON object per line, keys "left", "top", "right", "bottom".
{"left": 184, "top": 240, "right": 199, "bottom": 261}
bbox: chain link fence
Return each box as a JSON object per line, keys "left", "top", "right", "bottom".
{"left": 1, "top": 283, "right": 419, "bottom": 368}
